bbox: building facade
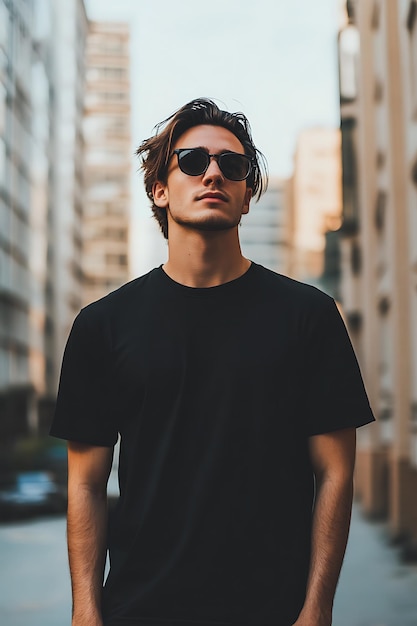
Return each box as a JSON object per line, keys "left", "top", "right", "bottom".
{"left": 0, "top": 0, "right": 50, "bottom": 437}
{"left": 0, "top": 3, "right": 134, "bottom": 439}
{"left": 0, "top": 0, "right": 91, "bottom": 439}
{"left": 83, "top": 21, "right": 131, "bottom": 306}
{"left": 287, "top": 128, "right": 342, "bottom": 291}
{"left": 240, "top": 177, "right": 291, "bottom": 274}
{"left": 45, "top": 0, "right": 89, "bottom": 398}
{"left": 338, "top": 0, "right": 417, "bottom": 553}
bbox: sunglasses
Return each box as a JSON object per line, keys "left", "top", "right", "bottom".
{"left": 171, "top": 148, "right": 253, "bottom": 181}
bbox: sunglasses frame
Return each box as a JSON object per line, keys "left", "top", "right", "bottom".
{"left": 171, "top": 148, "right": 253, "bottom": 181}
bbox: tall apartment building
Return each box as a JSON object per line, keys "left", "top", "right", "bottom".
{"left": 83, "top": 21, "right": 131, "bottom": 306}
{"left": 45, "top": 0, "right": 88, "bottom": 397}
{"left": 0, "top": 0, "right": 90, "bottom": 439}
{"left": 240, "top": 177, "right": 291, "bottom": 274}
{"left": 338, "top": 0, "right": 417, "bottom": 552}
{"left": 287, "top": 129, "right": 342, "bottom": 290}
{"left": 0, "top": 0, "right": 50, "bottom": 436}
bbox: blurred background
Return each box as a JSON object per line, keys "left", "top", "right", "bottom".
{"left": 1, "top": 0, "right": 417, "bottom": 624}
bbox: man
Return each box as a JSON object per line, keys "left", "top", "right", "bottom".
{"left": 51, "top": 98, "right": 375, "bottom": 626}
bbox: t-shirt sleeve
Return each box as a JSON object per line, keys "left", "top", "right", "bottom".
{"left": 303, "top": 296, "right": 375, "bottom": 436}
{"left": 49, "top": 307, "right": 118, "bottom": 446}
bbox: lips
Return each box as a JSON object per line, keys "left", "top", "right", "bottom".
{"left": 198, "top": 192, "right": 228, "bottom": 201}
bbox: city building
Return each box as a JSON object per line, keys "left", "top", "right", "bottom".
{"left": 0, "top": 2, "right": 134, "bottom": 438}
{"left": 287, "top": 128, "right": 342, "bottom": 291}
{"left": 338, "top": 0, "right": 417, "bottom": 553}
{"left": 83, "top": 21, "right": 131, "bottom": 306}
{"left": 45, "top": 0, "right": 89, "bottom": 399}
{"left": 240, "top": 177, "right": 291, "bottom": 274}
{"left": 0, "top": 0, "right": 90, "bottom": 439}
{"left": 0, "top": 0, "right": 50, "bottom": 437}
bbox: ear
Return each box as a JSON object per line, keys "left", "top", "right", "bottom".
{"left": 152, "top": 181, "right": 169, "bottom": 208}
{"left": 242, "top": 188, "right": 252, "bottom": 215}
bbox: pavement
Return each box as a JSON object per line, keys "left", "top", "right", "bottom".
{"left": 333, "top": 504, "right": 417, "bottom": 625}
{"left": 0, "top": 503, "right": 416, "bottom": 626}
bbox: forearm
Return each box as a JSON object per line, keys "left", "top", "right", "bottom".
{"left": 67, "top": 483, "right": 108, "bottom": 625}
{"left": 298, "top": 476, "right": 353, "bottom": 624}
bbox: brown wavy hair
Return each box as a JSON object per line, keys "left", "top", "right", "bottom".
{"left": 136, "top": 98, "right": 268, "bottom": 239}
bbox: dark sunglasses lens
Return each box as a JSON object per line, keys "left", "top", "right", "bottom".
{"left": 219, "top": 153, "right": 251, "bottom": 180}
{"left": 178, "top": 149, "right": 209, "bottom": 176}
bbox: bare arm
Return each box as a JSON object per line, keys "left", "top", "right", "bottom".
{"left": 294, "top": 428, "right": 356, "bottom": 626}
{"left": 67, "top": 441, "right": 114, "bottom": 626}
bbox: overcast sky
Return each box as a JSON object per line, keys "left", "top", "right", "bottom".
{"left": 85, "top": 0, "right": 342, "bottom": 272}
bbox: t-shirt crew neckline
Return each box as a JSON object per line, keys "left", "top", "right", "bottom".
{"left": 157, "top": 261, "right": 255, "bottom": 296}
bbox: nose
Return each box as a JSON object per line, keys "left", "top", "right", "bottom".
{"left": 202, "top": 155, "right": 224, "bottom": 185}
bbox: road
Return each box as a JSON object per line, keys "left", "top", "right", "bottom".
{"left": 0, "top": 504, "right": 416, "bottom": 625}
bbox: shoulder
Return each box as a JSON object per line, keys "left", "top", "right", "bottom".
{"left": 66, "top": 268, "right": 162, "bottom": 349}
{"left": 250, "top": 263, "right": 335, "bottom": 316}
{"left": 76, "top": 267, "right": 160, "bottom": 323}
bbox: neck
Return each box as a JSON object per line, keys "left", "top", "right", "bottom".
{"left": 163, "top": 226, "right": 250, "bottom": 288}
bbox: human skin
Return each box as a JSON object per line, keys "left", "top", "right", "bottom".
{"left": 293, "top": 427, "right": 356, "bottom": 626}
{"left": 67, "top": 441, "right": 113, "bottom": 626}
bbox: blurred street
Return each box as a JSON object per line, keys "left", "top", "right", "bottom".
{"left": 334, "top": 505, "right": 417, "bottom": 626}
{"left": 0, "top": 504, "right": 416, "bottom": 626}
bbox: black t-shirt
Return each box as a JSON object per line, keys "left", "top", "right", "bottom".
{"left": 51, "top": 263, "right": 374, "bottom": 626}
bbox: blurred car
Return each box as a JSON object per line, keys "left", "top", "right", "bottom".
{"left": 0, "top": 470, "right": 67, "bottom": 521}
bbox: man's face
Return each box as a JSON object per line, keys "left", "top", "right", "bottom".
{"left": 152, "top": 125, "right": 252, "bottom": 234}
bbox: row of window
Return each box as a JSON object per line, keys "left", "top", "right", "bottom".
{"left": 341, "top": 1, "right": 417, "bottom": 114}
{"left": 0, "top": 298, "right": 28, "bottom": 344}
{"left": 85, "top": 90, "right": 129, "bottom": 107}
{"left": 84, "top": 225, "right": 128, "bottom": 241}
{"left": 0, "top": 195, "right": 29, "bottom": 258}
{"left": 106, "top": 253, "right": 128, "bottom": 266}
{"left": 0, "top": 245, "right": 30, "bottom": 301}
{"left": 0, "top": 345, "right": 29, "bottom": 387}
{"left": 87, "top": 66, "right": 128, "bottom": 82}
{"left": 85, "top": 276, "right": 124, "bottom": 290}
{"left": 87, "top": 40, "right": 128, "bottom": 57}
{"left": 84, "top": 114, "right": 130, "bottom": 141}
{"left": 85, "top": 149, "right": 129, "bottom": 165}
{"left": 0, "top": 140, "right": 31, "bottom": 215}
{"left": 83, "top": 252, "right": 129, "bottom": 273}
{"left": 84, "top": 200, "right": 128, "bottom": 216}
{"left": 0, "top": 2, "right": 32, "bottom": 87}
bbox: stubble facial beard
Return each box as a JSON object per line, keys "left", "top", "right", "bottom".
{"left": 167, "top": 208, "right": 241, "bottom": 232}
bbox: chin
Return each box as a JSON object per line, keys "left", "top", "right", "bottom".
{"left": 174, "top": 215, "right": 240, "bottom": 232}
{"left": 195, "top": 220, "right": 238, "bottom": 232}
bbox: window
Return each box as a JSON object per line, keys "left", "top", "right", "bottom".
{"left": 378, "top": 295, "right": 390, "bottom": 315}
{"left": 407, "top": 0, "right": 417, "bottom": 116}
{"left": 371, "top": 0, "right": 381, "bottom": 29}
{"left": 106, "top": 253, "right": 128, "bottom": 266}
{"left": 375, "top": 190, "right": 387, "bottom": 231}
{"left": 0, "top": 2, "right": 8, "bottom": 49}
{"left": 350, "top": 241, "right": 362, "bottom": 275}
{"left": 338, "top": 25, "right": 360, "bottom": 101}
{"left": 87, "top": 67, "right": 126, "bottom": 82}
{"left": 0, "top": 47, "right": 7, "bottom": 84}
{"left": 0, "top": 346, "right": 10, "bottom": 387}
{"left": 105, "top": 41, "right": 124, "bottom": 55}
{"left": 412, "top": 153, "right": 417, "bottom": 185}
{"left": 374, "top": 77, "right": 384, "bottom": 102}
{"left": 0, "top": 136, "right": 5, "bottom": 187}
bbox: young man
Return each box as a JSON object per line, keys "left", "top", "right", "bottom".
{"left": 51, "top": 98, "right": 375, "bottom": 626}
